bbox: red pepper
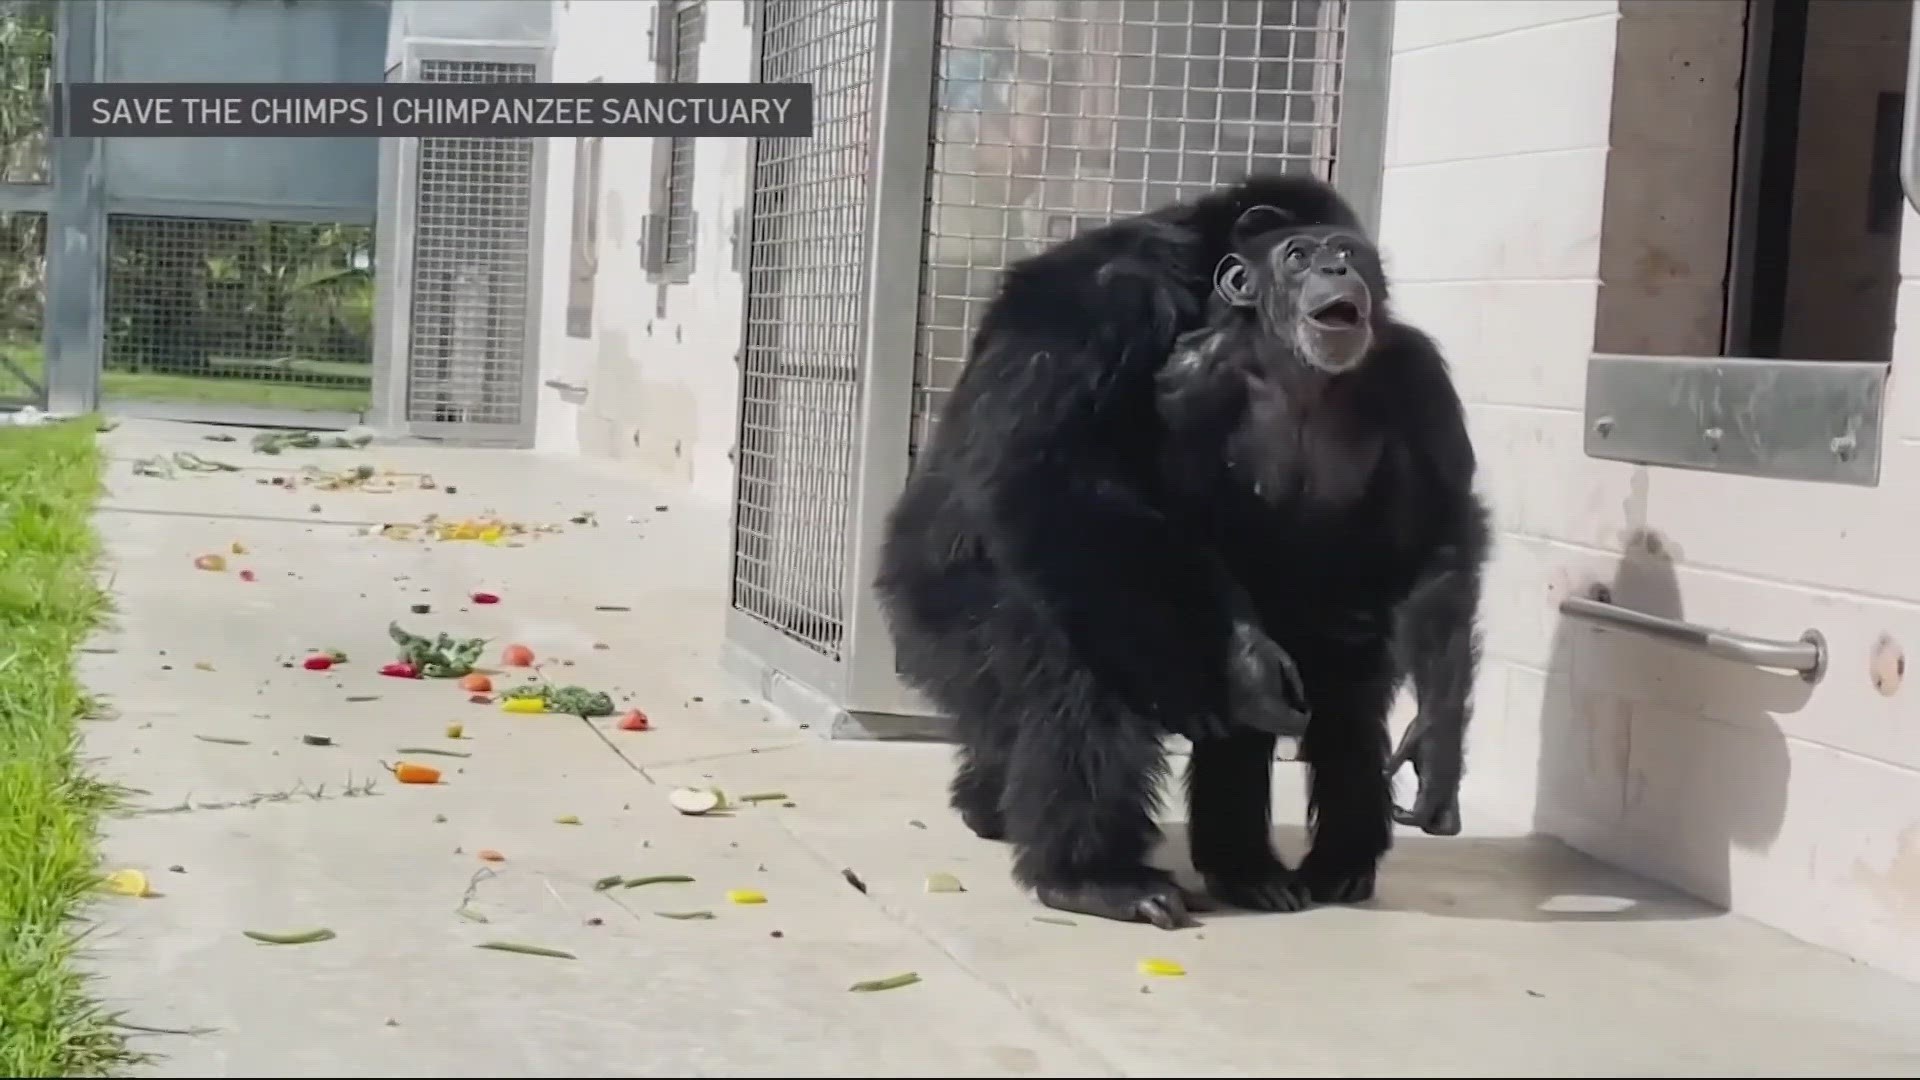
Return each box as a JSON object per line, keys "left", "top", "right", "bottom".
{"left": 617, "top": 708, "right": 650, "bottom": 731}
{"left": 380, "top": 662, "right": 421, "bottom": 679}
{"left": 238, "top": 569, "right": 256, "bottom": 582}
{"left": 471, "top": 591, "right": 500, "bottom": 605}
{"left": 302, "top": 654, "right": 334, "bottom": 671}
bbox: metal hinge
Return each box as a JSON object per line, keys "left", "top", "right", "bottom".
{"left": 729, "top": 207, "right": 745, "bottom": 273}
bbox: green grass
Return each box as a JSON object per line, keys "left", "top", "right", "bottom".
{"left": 0, "top": 416, "right": 130, "bottom": 1077}
{"left": 2, "top": 340, "right": 370, "bottom": 415}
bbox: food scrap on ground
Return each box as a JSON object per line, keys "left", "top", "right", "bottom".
{"left": 726, "top": 889, "right": 767, "bottom": 906}
{"left": 301, "top": 734, "right": 334, "bottom": 747}
{"left": 444, "top": 722, "right": 465, "bottom": 739}
{"left": 849, "top": 972, "right": 921, "bottom": 993}
{"left": 475, "top": 941, "right": 576, "bottom": 960}
{"left": 133, "top": 451, "right": 240, "bottom": 478}
{"left": 396, "top": 746, "right": 470, "bottom": 759}
{"left": 623, "top": 874, "right": 694, "bottom": 888}
{"left": 301, "top": 654, "right": 335, "bottom": 671}
{"left": 553, "top": 814, "right": 581, "bottom": 825}
{"left": 500, "top": 643, "right": 536, "bottom": 667}
{"left": 737, "top": 791, "right": 786, "bottom": 805}
{"left": 668, "top": 787, "right": 723, "bottom": 816}
{"left": 193, "top": 553, "right": 228, "bottom": 572}
{"left": 471, "top": 591, "right": 501, "bottom": 605}
{"left": 655, "top": 910, "right": 716, "bottom": 921}
{"left": 1137, "top": 958, "right": 1187, "bottom": 977}
{"left": 924, "top": 872, "right": 966, "bottom": 894}
{"left": 458, "top": 673, "right": 492, "bottom": 693}
{"left": 616, "top": 708, "right": 650, "bottom": 731}
{"left": 251, "top": 428, "right": 374, "bottom": 455}
{"left": 387, "top": 761, "right": 442, "bottom": 785}
{"left": 501, "top": 683, "right": 614, "bottom": 717}
{"left": 193, "top": 734, "right": 251, "bottom": 746}
{"left": 476, "top": 849, "right": 506, "bottom": 862}
{"left": 103, "top": 869, "right": 153, "bottom": 898}
{"left": 389, "top": 622, "right": 487, "bottom": 678}
{"left": 500, "top": 696, "right": 546, "bottom": 715}
{"left": 243, "top": 928, "right": 337, "bottom": 945}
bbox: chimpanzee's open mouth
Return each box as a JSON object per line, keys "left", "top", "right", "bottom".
{"left": 1307, "top": 299, "right": 1364, "bottom": 329}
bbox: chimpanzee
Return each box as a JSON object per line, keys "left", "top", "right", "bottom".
{"left": 874, "top": 174, "right": 1488, "bottom": 929}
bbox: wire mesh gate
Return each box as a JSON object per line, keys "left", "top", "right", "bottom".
{"left": 725, "top": 0, "right": 1390, "bottom": 734}
{"left": 0, "top": 0, "right": 55, "bottom": 409}
{"left": 373, "top": 47, "right": 549, "bottom": 447}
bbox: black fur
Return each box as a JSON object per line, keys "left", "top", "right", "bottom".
{"left": 873, "top": 174, "right": 1488, "bottom": 929}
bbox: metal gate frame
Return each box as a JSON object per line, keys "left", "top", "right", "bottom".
{"left": 370, "top": 39, "right": 551, "bottom": 448}
{"left": 723, "top": 0, "right": 1396, "bottom": 739}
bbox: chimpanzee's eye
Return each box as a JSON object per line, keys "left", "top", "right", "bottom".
{"left": 1283, "top": 245, "right": 1310, "bottom": 270}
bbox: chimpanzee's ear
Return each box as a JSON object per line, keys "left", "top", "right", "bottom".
{"left": 1231, "top": 203, "right": 1296, "bottom": 244}
{"left": 1213, "top": 254, "right": 1256, "bottom": 308}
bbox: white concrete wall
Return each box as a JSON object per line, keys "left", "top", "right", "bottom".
{"left": 532, "top": 0, "right": 752, "bottom": 505}
{"left": 1379, "top": 0, "right": 1920, "bottom": 983}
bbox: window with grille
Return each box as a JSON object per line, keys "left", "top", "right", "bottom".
{"left": 565, "top": 131, "right": 603, "bottom": 338}
{"left": 644, "top": 0, "right": 705, "bottom": 283}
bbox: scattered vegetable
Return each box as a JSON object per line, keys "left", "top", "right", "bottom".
{"left": 230, "top": 541, "right": 248, "bottom": 555}
{"left": 456, "top": 906, "right": 489, "bottom": 924}
{"left": 553, "top": 814, "right": 581, "bottom": 825}
{"left": 593, "top": 874, "right": 626, "bottom": 892}
{"left": 655, "top": 910, "right": 716, "bottom": 921}
{"left": 1136, "top": 958, "right": 1186, "bottom": 977}
{"left": 669, "top": 787, "right": 722, "bottom": 816}
{"left": 459, "top": 673, "right": 492, "bottom": 693}
{"left": 301, "top": 654, "right": 335, "bottom": 671}
{"left": 726, "top": 889, "right": 767, "bottom": 905}
{"left": 251, "top": 428, "right": 372, "bottom": 455}
{"left": 302, "top": 734, "right": 333, "bottom": 746}
{"left": 193, "top": 553, "right": 228, "bottom": 572}
{"left": 389, "top": 622, "right": 488, "bottom": 679}
{"left": 238, "top": 569, "right": 256, "bottom": 582}
{"left": 500, "top": 696, "right": 546, "bottom": 715}
{"left": 738, "top": 791, "right": 787, "bottom": 804}
{"left": 616, "top": 708, "right": 650, "bottom": 731}
{"left": 501, "top": 643, "right": 536, "bottom": 667}
{"left": 388, "top": 760, "right": 442, "bottom": 785}
{"left": 396, "top": 746, "right": 471, "bottom": 758}
{"left": 475, "top": 941, "right": 575, "bottom": 960}
{"left": 503, "top": 683, "right": 615, "bottom": 717}
{"left": 841, "top": 868, "right": 868, "bottom": 894}
{"left": 243, "top": 928, "right": 337, "bottom": 945}
{"left": 622, "top": 874, "right": 695, "bottom": 889}
{"left": 192, "top": 660, "right": 216, "bottom": 672}
{"left": 924, "top": 872, "right": 965, "bottom": 894}
{"left": 850, "top": 972, "right": 921, "bottom": 993}
{"left": 194, "top": 734, "right": 251, "bottom": 746}
{"left": 477, "top": 849, "right": 506, "bottom": 862}
{"left": 380, "top": 661, "right": 421, "bottom": 679}
{"left": 103, "top": 869, "right": 152, "bottom": 898}
{"left": 1033, "top": 915, "right": 1078, "bottom": 927}
{"left": 471, "top": 591, "right": 501, "bottom": 605}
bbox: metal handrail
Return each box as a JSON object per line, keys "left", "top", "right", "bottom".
{"left": 1560, "top": 596, "right": 1827, "bottom": 683}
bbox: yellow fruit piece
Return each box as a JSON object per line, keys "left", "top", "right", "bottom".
{"left": 445, "top": 722, "right": 464, "bottom": 739}
{"left": 104, "top": 869, "right": 152, "bottom": 898}
{"left": 501, "top": 697, "right": 546, "bottom": 714}
{"left": 553, "top": 814, "right": 581, "bottom": 825}
{"left": 726, "top": 889, "right": 767, "bottom": 905}
{"left": 1136, "top": 958, "right": 1185, "bottom": 977}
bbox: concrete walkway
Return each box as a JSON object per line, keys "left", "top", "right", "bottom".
{"left": 77, "top": 418, "right": 1920, "bottom": 1078}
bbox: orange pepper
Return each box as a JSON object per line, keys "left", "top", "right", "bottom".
{"left": 389, "top": 760, "right": 441, "bottom": 784}
{"left": 459, "top": 672, "right": 492, "bottom": 693}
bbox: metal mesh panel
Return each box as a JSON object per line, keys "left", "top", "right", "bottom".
{"left": 102, "top": 216, "right": 377, "bottom": 415}
{"left": 663, "top": 0, "right": 705, "bottom": 273}
{"left": 911, "top": 0, "right": 1348, "bottom": 452}
{"left": 404, "top": 58, "right": 538, "bottom": 428}
{"left": 0, "top": 0, "right": 53, "bottom": 185}
{"left": 0, "top": 210, "right": 44, "bottom": 403}
{"left": 731, "top": 0, "right": 881, "bottom": 658}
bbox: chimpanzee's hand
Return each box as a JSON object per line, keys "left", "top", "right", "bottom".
{"left": 1386, "top": 712, "right": 1463, "bottom": 836}
{"left": 1223, "top": 621, "right": 1311, "bottom": 740}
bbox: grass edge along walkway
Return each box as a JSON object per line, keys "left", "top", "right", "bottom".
{"left": 0, "top": 416, "right": 132, "bottom": 1078}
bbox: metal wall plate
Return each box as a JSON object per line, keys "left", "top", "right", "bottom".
{"left": 1584, "top": 353, "right": 1889, "bottom": 487}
